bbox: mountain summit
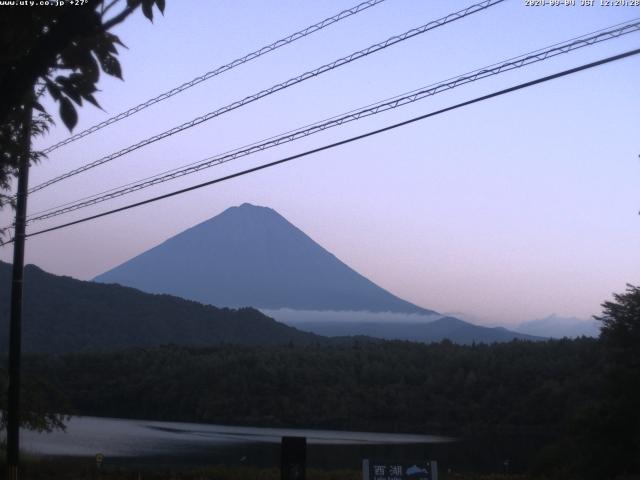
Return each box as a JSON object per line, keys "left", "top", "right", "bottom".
{"left": 95, "top": 203, "right": 434, "bottom": 314}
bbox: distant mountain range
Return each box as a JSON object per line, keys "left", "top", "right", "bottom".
{"left": 514, "top": 314, "right": 599, "bottom": 339}
{"left": 267, "top": 310, "right": 542, "bottom": 344}
{"left": 0, "top": 261, "right": 321, "bottom": 353}
{"left": 94, "top": 203, "right": 541, "bottom": 345}
{"left": 0, "top": 260, "right": 540, "bottom": 351}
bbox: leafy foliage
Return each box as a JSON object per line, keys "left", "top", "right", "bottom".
{"left": 583, "top": 285, "right": 640, "bottom": 479}
{"left": 0, "top": 0, "right": 165, "bottom": 220}
{"left": 531, "top": 286, "right": 640, "bottom": 480}
{"left": 0, "top": 90, "right": 51, "bottom": 216}
{"left": 0, "top": 367, "right": 68, "bottom": 434}
{"left": 597, "top": 284, "right": 640, "bottom": 352}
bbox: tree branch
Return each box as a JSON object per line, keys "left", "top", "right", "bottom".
{"left": 101, "top": 0, "right": 121, "bottom": 18}
{"left": 103, "top": 4, "right": 137, "bottom": 30}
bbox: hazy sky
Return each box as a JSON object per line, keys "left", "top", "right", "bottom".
{"left": 1, "top": 0, "right": 638, "bottom": 325}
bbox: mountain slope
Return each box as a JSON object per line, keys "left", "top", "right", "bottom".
{"left": 94, "top": 203, "right": 434, "bottom": 314}
{"left": 0, "top": 262, "right": 323, "bottom": 353}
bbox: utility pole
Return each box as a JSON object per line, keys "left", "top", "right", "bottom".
{"left": 7, "top": 101, "right": 33, "bottom": 480}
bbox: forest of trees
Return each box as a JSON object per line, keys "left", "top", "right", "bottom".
{"left": 1, "top": 336, "right": 618, "bottom": 478}
{"left": 1, "top": 285, "right": 637, "bottom": 478}
{"left": 16, "top": 339, "right": 599, "bottom": 435}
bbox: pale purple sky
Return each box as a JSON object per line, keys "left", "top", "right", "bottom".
{"left": 1, "top": 0, "right": 639, "bottom": 324}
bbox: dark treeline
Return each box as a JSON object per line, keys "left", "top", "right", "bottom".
{"left": 13, "top": 337, "right": 622, "bottom": 478}
{"left": 21, "top": 338, "right": 600, "bottom": 436}
{"left": 6, "top": 284, "right": 639, "bottom": 480}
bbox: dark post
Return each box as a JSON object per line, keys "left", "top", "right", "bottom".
{"left": 6, "top": 102, "right": 33, "bottom": 480}
{"left": 281, "top": 436, "right": 306, "bottom": 480}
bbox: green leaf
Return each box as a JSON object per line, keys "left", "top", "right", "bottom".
{"left": 99, "top": 40, "right": 118, "bottom": 55}
{"left": 68, "top": 72, "right": 97, "bottom": 96}
{"left": 106, "top": 33, "right": 126, "bottom": 49}
{"left": 59, "top": 97, "right": 78, "bottom": 131}
{"left": 45, "top": 80, "right": 61, "bottom": 101}
{"left": 98, "top": 53, "right": 122, "bottom": 80}
{"left": 83, "top": 93, "right": 101, "bottom": 109}
{"left": 141, "top": 0, "right": 153, "bottom": 22}
{"left": 155, "top": 0, "right": 165, "bottom": 14}
{"left": 60, "top": 45, "right": 95, "bottom": 71}
{"left": 62, "top": 84, "right": 82, "bottom": 105}
{"left": 56, "top": 77, "right": 82, "bottom": 105}
{"left": 74, "top": 76, "right": 98, "bottom": 96}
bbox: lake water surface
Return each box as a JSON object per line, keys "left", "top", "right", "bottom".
{"left": 22, "top": 416, "right": 452, "bottom": 469}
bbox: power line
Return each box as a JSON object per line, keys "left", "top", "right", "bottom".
{"left": 27, "top": 17, "right": 640, "bottom": 221}
{"left": 10, "top": 47, "right": 638, "bottom": 243}
{"left": 40, "top": 0, "right": 389, "bottom": 155}
{"left": 28, "top": 19, "right": 640, "bottom": 220}
{"left": 27, "top": 0, "right": 504, "bottom": 195}
{"left": 25, "top": 19, "right": 640, "bottom": 224}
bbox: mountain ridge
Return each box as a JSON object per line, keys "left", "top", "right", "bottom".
{"left": 514, "top": 314, "right": 599, "bottom": 338}
{"left": 0, "top": 261, "right": 323, "bottom": 353}
{"left": 92, "top": 203, "right": 544, "bottom": 344}
{"left": 269, "top": 311, "right": 543, "bottom": 343}
{"left": 94, "top": 203, "right": 435, "bottom": 314}
{"left": 1, "top": 261, "right": 542, "bottom": 348}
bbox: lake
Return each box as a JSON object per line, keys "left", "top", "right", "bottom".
{"left": 21, "top": 416, "right": 453, "bottom": 469}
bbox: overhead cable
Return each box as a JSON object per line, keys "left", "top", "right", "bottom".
{"left": 8, "top": 47, "right": 637, "bottom": 243}
{"left": 28, "top": 0, "right": 504, "bottom": 195}
{"left": 40, "top": 0, "right": 390, "bottom": 155}
{"left": 25, "top": 19, "right": 640, "bottom": 224}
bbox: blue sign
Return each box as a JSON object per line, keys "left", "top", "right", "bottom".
{"left": 363, "top": 460, "right": 437, "bottom": 480}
